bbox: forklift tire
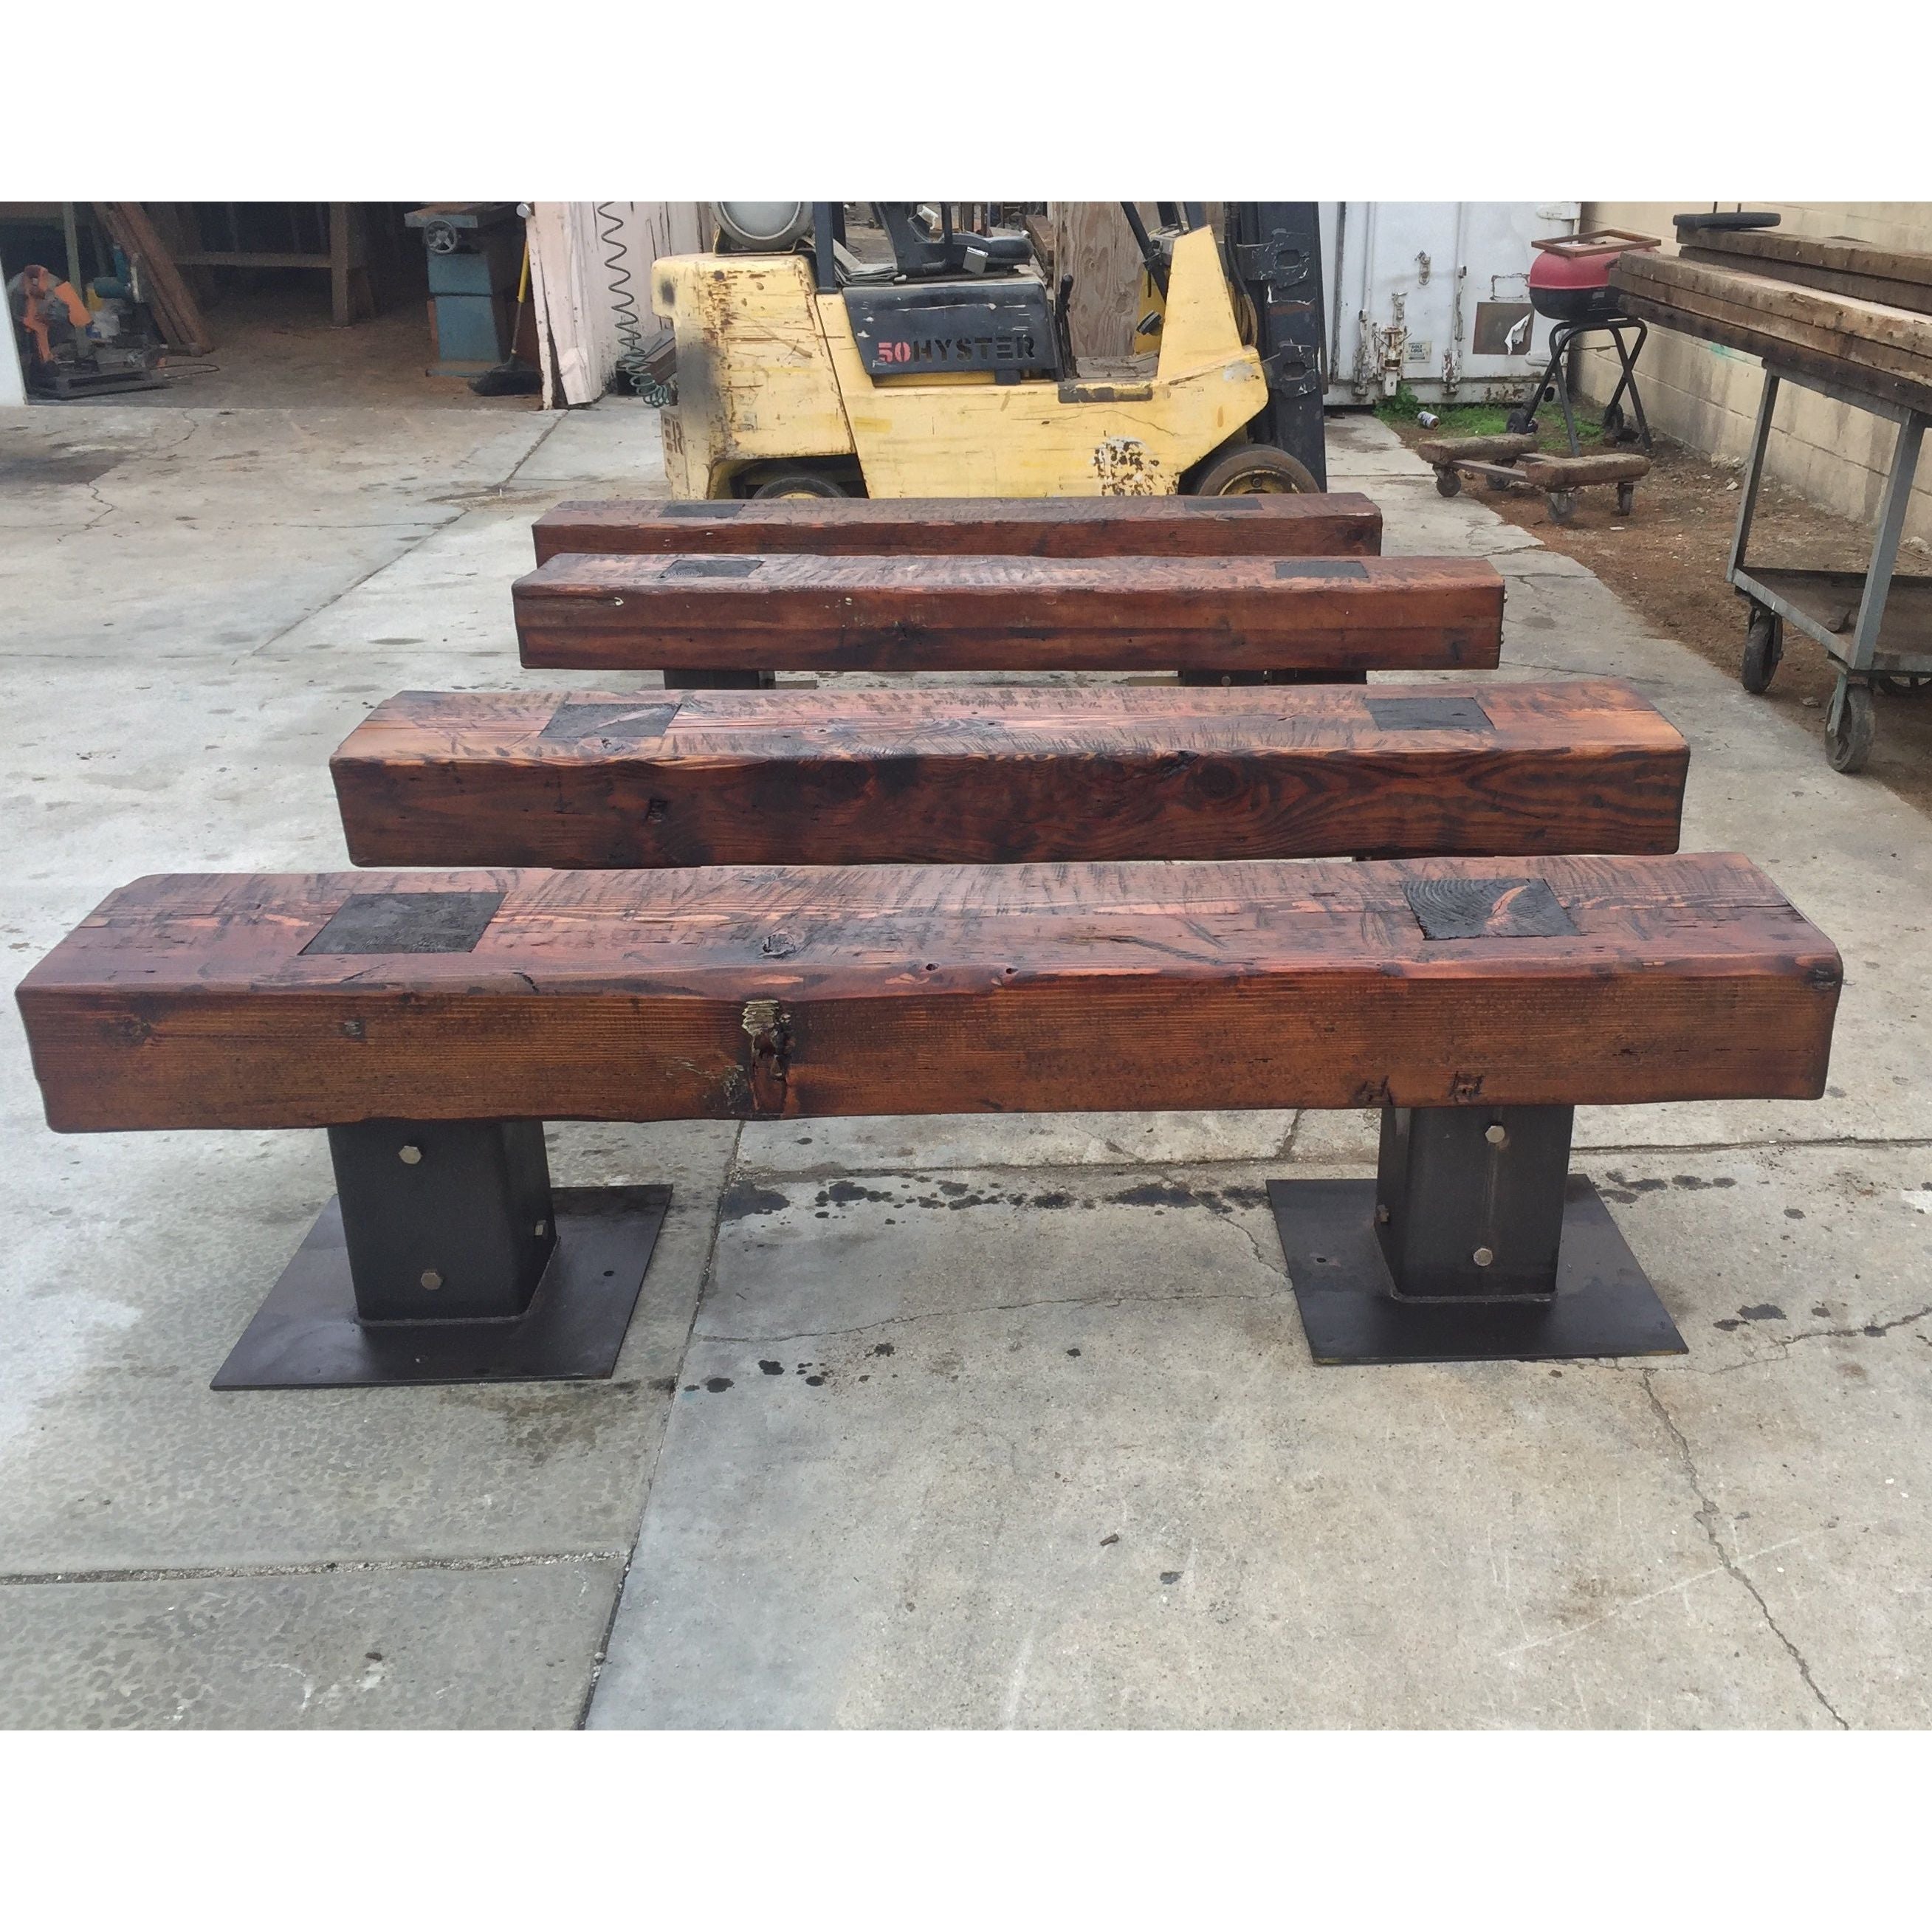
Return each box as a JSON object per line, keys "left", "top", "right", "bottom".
{"left": 746, "top": 467, "right": 852, "bottom": 499}
{"left": 1190, "top": 446, "right": 1320, "bottom": 495}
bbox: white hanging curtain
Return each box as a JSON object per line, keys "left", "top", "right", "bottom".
{"left": 527, "top": 201, "right": 711, "bottom": 408}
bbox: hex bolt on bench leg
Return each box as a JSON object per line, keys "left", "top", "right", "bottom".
{"left": 211, "top": 1119, "right": 670, "bottom": 1391}
{"left": 1268, "top": 1105, "right": 1688, "bottom": 1366}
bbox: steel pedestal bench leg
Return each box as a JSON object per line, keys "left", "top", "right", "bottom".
{"left": 1177, "top": 669, "right": 1369, "bottom": 687}
{"left": 666, "top": 670, "right": 777, "bottom": 690}
{"left": 213, "top": 1118, "right": 669, "bottom": 1390}
{"left": 1269, "top": 1104, "right": 1686, "bottom": 1366}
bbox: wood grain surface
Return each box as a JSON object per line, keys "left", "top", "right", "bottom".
{"left": 1518, "top": 453, "right": 1651, "bottom": 488}
{"left": 18, "top": 855, "right": 1840, "bottom": 1132}
{"left": 513, "top": 552, "right": 1505, "bottom": 674}
{"left": 1613, "top": 289, "right": 1932, "bottom": 416}
{"left": 331, "top": 680, "right": 1688, "bottom": 868}
{"left": 1685, "top": 230, "right": 1932, "bottom": 317}
{"left": 1616, "top": 254, "right": 1932, "bottom": 383}
{"left": 532, "top": 493, "right": 1384, "bottom": 563}
{"left": 1689, "top": 228, "right": 1932, "bottom": 289}
{"left": 1416, "top": 435, "right": 1537, "bottom": 465}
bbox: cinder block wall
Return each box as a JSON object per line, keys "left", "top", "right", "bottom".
{"left": 1578, "top": 202, "right": 1932, "bottom": 545}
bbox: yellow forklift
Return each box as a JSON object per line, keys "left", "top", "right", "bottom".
{"left": 642, "top": 202, "right": 1328, "bottom": 500}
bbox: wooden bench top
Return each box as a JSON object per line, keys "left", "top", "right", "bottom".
{"left": 19, "top": 855, "right": 1839, "bottom": 1132}
{"left": 1416, "top": 434, "right": 1539, "bottom": 466}
{"left": 513, "top": 552, "right": 1505, "bottom": 675}
{"left": 1518, "top": 453, "right": 1651, "bottom": 488}
{"left": 532, "top": 493, "right": 1383, "bottom": 563}
{"left": 331, "top": 680, "right": 1688, "bottom": 869}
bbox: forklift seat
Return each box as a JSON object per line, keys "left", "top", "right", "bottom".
{"left": 960, "top": 233, "right": 1035, "bottom": 269}
{"left": 876, "top": 204, "right": 1035, "bottom": 279}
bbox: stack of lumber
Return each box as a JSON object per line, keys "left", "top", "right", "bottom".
{"left": 1613, "top": 244, "right": 1932, "bottom": 410}
{"left": 1680, "top": 229, "right": 1932, "bottom": 320}
{"left": 95, "top": 202, "right": 210, "bottom": 357}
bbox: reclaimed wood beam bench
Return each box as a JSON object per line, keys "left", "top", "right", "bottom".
{"left": 331, "top": 679, "right": 1688, "bottom": 870}
{"left": 512, "top": 552, "right": 1505, "bottom": 690}
{"left": 531, "top": 492, "right": 1384, "bottom": 565}
{"left": 18, "top": 855, "right": 1838, "bottom": 1382}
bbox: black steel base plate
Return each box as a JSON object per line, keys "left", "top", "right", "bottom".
{"left": 1268, "top": 1175, "right": 1687, "bottom": 1366}
{"left": 212, "top": 1185, "right": 670, "bottom": 1391}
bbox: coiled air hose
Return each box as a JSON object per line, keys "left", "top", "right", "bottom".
{"left": 597, "top": 202, "right": 673, "bottom": 407}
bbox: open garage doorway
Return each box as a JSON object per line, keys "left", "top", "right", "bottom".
{"left": 1, "top": 202, "right": 542, "bottom": 412}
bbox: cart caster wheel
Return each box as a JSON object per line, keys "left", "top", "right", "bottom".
{"left": 1601, "top": 402, "right": 1626, "bottom": 443}
{"left": 1740, "top": 608, "right": 1783, "bottom": 694}
{"left": 1434, "top": 467, "right": 1462, "bottom": 497}
{"left": 1506, "top": 408, "right": 1536, "bottom": 436}
{"left": 1616, "top": 481, "right": 1637, "bottom": 515}
{"left": 1547, "top": 490, "right": 1576, "bottom": 525}
{"left": 1826, "top": 679, "right": 1874, "bottom": 774}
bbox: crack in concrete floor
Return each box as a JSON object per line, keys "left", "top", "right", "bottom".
{"left": 1641, "top": 1369, "right": 1849, "bottom": 1728}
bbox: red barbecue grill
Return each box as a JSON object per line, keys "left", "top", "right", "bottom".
{"left": 1508, "top": 229, "right": 1661, "bottom": 450}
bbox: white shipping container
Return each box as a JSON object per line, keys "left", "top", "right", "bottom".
{"left": 1320, "top": 201, "right": 1581, "bottom": 406}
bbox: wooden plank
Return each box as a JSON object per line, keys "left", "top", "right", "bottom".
{"left": 329, "top": 201, "right": 351, "bottom": 328}
{"left": 1688, "top": 227, "right": 1932, "bottom": 298}
{"left": 1051, "top": 202, "right": 1152, "bottom": 359}
{"left": 1615, "top": 289, "right": 1932, "bottom": 417}
{"left": 532, "top": 492, "right": 1384, "bottom": 563}
{"left": 170, "top": 250, "right": 333, "bottom": 269}
{"left": 16, "top": 855, "right": 1841, "bottom": 1133}
{"left": 1616, "top": 280, "right": 1932, "bottom": 408}
{"left": 1518, "top": 454, "right": 1650, "bottom": 488}
{"left": 1415, "top": 436, "right": 1537, "bottom": 466}
{"left": 1681, "top": 244, "right": 1932, "bottom": 320}
{"left": 1621, "top": 249, "right": 1932, "bottom": 349}
{"left": 1616, "top": 255, "right": 1932, "bottom": 382}
{"left": 331, "top": 679, "right": 1688, "bottom": 870}
{"left": 96, "top": 202, "right": 210, "bottom": 356}
{"left": 513, "top": 553, "right": 1505, "bottom": 675}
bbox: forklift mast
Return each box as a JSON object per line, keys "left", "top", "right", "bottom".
{"left": 1226, "top": 203, "right": 1328, "bottom": 489}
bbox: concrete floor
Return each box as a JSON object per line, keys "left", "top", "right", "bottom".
{"left": 1, "top": 399, "right": 1928, "bottom": 1728}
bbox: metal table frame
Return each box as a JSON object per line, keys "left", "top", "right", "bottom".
{"left": 1728, "top": 359, "right": 1932, "bottom": 771}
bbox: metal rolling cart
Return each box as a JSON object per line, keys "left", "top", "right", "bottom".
{"left": 1730, "top": 357, "right": 1932, "bottom": 773}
